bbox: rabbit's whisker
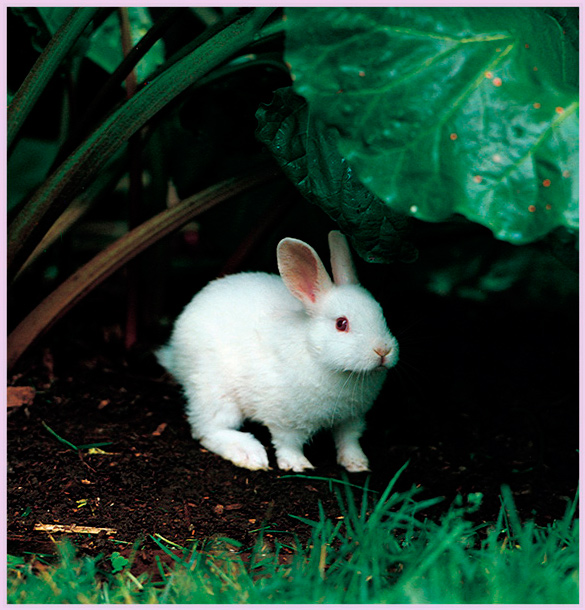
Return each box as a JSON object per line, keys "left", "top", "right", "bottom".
{"left": 330, "top": 370, "right": 355, "bottom": 427}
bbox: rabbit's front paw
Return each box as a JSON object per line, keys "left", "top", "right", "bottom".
{"left": 276, "top": 451, "right": 315, "bottom": 472}
{"left": 337, "top": 447, "right": 370, "bottom": 473}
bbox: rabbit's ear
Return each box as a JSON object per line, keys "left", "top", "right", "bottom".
{"left": 277, "top": 238, "right": 333, "bottom": 308}
{"left": 328, "top": 231, "right": 359, "bottom": 286}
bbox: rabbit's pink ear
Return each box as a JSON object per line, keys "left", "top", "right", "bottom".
{"left": 277, "top": 238, "right": 333, "bottom": 308}
{"left": 328, "top": 231, "right": 359, "bottom": 286}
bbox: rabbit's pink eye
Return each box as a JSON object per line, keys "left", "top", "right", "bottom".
{"left": 336, "top": 316, "right": 349, "bottom": 332}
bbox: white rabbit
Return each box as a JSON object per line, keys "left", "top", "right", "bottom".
{"left": 157, "top": 231, "right": 398, "bottom": 472}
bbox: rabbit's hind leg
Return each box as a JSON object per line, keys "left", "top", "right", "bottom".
{"left": 186, "top": 394, "right": 269, "bottom": 471}
{"left": 200, "top": 429, "right": 270, "bottom": 471}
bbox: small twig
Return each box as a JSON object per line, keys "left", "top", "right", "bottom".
{"left": 77, "top": 449, "right": 97, "bottom": 474}
{"left": 34, "top": 523, "right": 117, "bottom": 535}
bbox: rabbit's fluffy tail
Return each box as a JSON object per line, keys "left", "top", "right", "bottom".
{"left": 155, "top": 344, "right": 174, "bottom": 372}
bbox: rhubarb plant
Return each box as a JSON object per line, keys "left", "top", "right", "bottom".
{"left": 257, "top": 7, "right": 578, "bottom": 262}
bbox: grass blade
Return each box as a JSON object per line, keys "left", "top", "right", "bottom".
{"left": 278, "top": 473, "right": 376, "bottom": 494}
{"left": 149, "top": 535, "right": 188, "bottom": 568}
{"left": 41, "top": 421, "right": 78, "bottom": 452}
{"left": 6, "top": 474, "right": 579, "bottom": 603}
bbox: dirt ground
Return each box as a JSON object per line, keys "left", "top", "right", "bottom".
{"left": 7, "top": 290, "right": 578, "bottom": 578}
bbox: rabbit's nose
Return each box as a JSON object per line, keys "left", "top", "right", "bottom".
{"left": 374, "top": 346, "right": 392, "bottom": 357}
{"left": 374, "top": 345, "right": 392, "bottom": 365}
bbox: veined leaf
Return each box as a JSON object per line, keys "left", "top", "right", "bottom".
{"left": 256, "top": 88, "right": 417, "bottom": 264}
{"left": 284, "top": 7, "right": 578, "bottom": 245}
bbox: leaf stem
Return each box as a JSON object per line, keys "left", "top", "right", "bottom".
{"left": 8, "top": 8, "right": 100, "bottom": 152}
{"left": 7, "top": 166, "right": 280, "bottom": 371}
{"left": 7, "top": 7, "right": 277, "bottom": 281}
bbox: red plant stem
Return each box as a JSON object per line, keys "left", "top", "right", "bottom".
{"left": 50, "top": 8, "right": 182, "bottom": 171}
{"left": 218, "top": 191, "right": 295, "bottom": 277}
{"left": 7, "top": 167, "right": 281, "bottom": 371}
{"left": 7, "top": 8, "right": 277, "bottom": 282}
{"left": 119, "top": 8, "right": 142, "bottom": 350}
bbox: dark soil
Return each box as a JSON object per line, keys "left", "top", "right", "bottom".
{"left": 7, "top": 291, "right": 578, "bottom": 579}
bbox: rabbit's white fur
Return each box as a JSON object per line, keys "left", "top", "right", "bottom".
{"left": 157, "top": 231, "right": 398, "bottom": 472}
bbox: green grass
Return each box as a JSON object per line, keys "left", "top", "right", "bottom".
{"left": 8, "top": 466, "right": 579, "bottom": 604}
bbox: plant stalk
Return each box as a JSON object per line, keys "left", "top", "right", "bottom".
{"left": 7, "top": 7, "right": 100, "bottom": 152}
{"left": 118, "top": 7, "right": 142, "bottom": 350}
{"left": 7, "top": 167, "right": 280, "bottom": 371}
{"left": 7, "top": 7, "right": 277, "bottom": 282}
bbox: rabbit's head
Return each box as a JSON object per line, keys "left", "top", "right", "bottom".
{"left": 277, "top": 231, "right": 398, "bottom": 374}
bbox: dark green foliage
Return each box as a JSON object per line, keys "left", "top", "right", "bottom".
{"left": 8, "top": 8, "right": 277, "bottom": 278}
{"left": 7, "top": 8, "right": 281, "bottom": 367}
{"left": 256, "top": 87, "right": 418, "bottom": 263}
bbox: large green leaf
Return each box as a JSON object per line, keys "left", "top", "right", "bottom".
{"left": 256, "top": 88, "right": 417, "bottom": 263}
{"left": 284, "top": 7, "right": 578, "bottom": 245}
